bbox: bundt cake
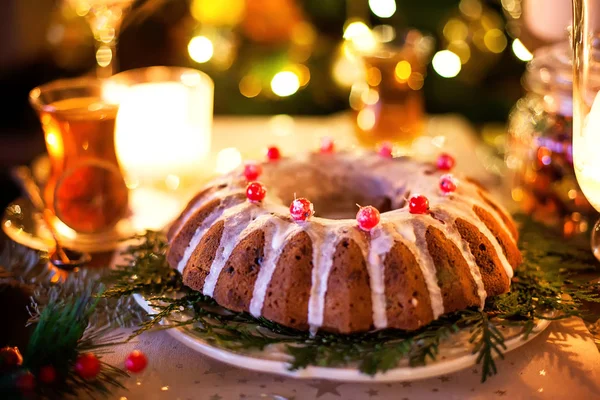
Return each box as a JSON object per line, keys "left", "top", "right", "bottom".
{"left": 166, "top": 149, "right": 521, "bottom": 334}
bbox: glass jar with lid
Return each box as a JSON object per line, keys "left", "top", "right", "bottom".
{"left": 506, "top": 41, "right": 596, "bottom": 237}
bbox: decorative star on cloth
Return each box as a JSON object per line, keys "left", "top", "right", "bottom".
{"left": 308, "top": 381, "right": 343, "bottom": 398}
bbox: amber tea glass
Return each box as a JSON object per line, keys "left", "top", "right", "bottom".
{"left": 29, "top": 78, "right": 129, "bottom": 234}
{"left": 350, "top": 29, "right": 434, "bottom": 148}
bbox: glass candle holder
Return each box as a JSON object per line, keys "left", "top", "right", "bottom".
{"left": 105, "top": 66, "right": 214, "bottom": 230}
{"left": 572, "top": 0, "right": 600, "bottom": 258}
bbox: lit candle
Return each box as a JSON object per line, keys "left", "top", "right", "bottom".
{"left": 105, "top": 67, "right": 214, "bottom": 230}
{"left": 114, "top": 80, "right": 213, "bottom": 186}
{"left": 574, "top": 91, "right": 600, "bottom": 211}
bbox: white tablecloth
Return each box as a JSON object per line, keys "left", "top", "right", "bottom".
{"left": 104, "top": 318, "right": 600, "bottom": 400}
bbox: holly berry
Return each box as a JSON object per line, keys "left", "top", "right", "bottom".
{"left": 356, "top": 206, "right": 380, "bottom": 231}
{"left": 320, "top": 137, "right": 334, "bottom": 153}
{"left": 243, "top": 162, "right": 262, "bottom": 181}
{"left": 38, "top": 365, "right": 57, "bottom": 384}
{"left": 409, "top": 194, "right": 429, "bottom": 214}
{"left": 125, "top": 350, "right": 148, "bottom": 373}
{"left": 437, "top": 153, "right": 455, "bottom": 171}
{"left": 439, "top": 174, "right": 458, "bottom": 194}
{"left": 290, "top": 198, "right": 314, "bottom": 221}
{"left": 0, "top": 346, "right": 23, "bottom": 371}
{"left": 75, "top": 353, "right": 100, "bottom": 380}
{"left": 378, "top": 142, "right": 393, "bottom": 158}
{"left": 266, "top": 146, "right": 281, "bottom": 161}
{"left": 246, "top": 182, "right": 266, "bottom": 202}
{"left": 15, "top": 371, "right": 35, "bottom": 392}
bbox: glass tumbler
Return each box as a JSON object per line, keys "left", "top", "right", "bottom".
{"left": 29, "top": 77, "right": 129, "bottom": 234}
{"left": 349, "top": 29, "right": 434, "bottom": 148}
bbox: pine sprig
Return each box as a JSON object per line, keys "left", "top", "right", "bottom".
{"left": 101, "top": 217, "right": 600, "bottom": 383}
{"left": 466, "top": 311, "right": 507, "bottom": 382}
{"left": 0, "top": 291, "right": 129, "bottom": 399}
{"left": 102, "top": 231, "right": 182, "bottom": 299}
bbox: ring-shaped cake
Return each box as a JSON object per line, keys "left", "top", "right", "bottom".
{"left": 167, "top": 150, "right": 521, "bottom": 334}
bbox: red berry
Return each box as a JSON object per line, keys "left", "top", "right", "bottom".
{"left": 125, "top": 350, "right": 148, "bottom": 373}
{"left": 0, "top": 346, "right": 23, "bottom": 370}
{"left": 75, "top": 353, "right": 100, "bottom": 380}
{"left": 437, "top": 153, "right": 455, "bottom": 171}
{"left": 243, "top": 162, "right": 262, "bottom": 181}
{"left": 378, "top": 142, "right": 393, "bottom": 158}
{"left": 439, "top": 174, "right": 457, "bottom": 194}
{"left": 409, "top": 195, "right": 429, "bottom": 214}
{"left": 320, "top": 137, "right": 334, "bottom": 153}
{"left": 38, "top": 365, "right": 57, "bottom": 384}
{"left": 246, "top": 182, "right": 266, "bottom": 202}
{"left": 15, "top": 371, "right": 35, "bottom": 392}
{"left": 356, "top": 206, "right": 380, "bottom": 231}
{"left": 290, "top": 198, "right": 314, "bottom": 221}
{"left": 266, "top": 146, "right": 281, "bottom": 161}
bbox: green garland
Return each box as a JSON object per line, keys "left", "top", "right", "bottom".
{"left": 102, "top": 215, "right": 600, "bottom": 383}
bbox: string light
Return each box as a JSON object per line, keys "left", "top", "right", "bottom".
{"left": 343, "top": 21, "right": 376, "bottom": 52}
{"left": 271, "top": 71, "right": 300, "bottom": 97}
{"left": 368, "top": 0, "right": 397, "bottom": 19}
{"left": 512, "top": 38, "right": 533, "bottom": 61}
{"left": 188, "top": 36, "right": 214, "bottom": 63}
{"left": 432, "top": 50, "right": 462, "bottom": 78}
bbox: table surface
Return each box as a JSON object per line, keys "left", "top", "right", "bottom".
{"left": 3, "top": 114, "right": 600, "bottom": 400}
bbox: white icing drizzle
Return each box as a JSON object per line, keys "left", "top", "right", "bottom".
{"left": 366, "top": 224, "right": 394, "bottom": 329}
{"left": 249, "top": 220, "right": 302, "bottom": 317}
{"left": 428, "top": 211, "right": 488, "bottom": 309}
{"left": 392, "top": 219, "right": 445, "bottom": 319}
{"left": 173, "top": 186, "right": 245, "bottom": 274}
{"left": 170, "top": 150, "right": 520, "bottom": 333}
{"left": 305, "top": 225, "right": 343, "bottom": 334}
{"left": 203, "top": 204, "right": 269, "bottom": 296}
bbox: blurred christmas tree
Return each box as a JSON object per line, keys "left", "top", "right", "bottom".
{"left": 50, "top": 0, "right": 529, "bottom": 123}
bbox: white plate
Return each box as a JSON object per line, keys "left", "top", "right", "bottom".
{"left": 133, "top": 293, "right": 551, "bottom": 382}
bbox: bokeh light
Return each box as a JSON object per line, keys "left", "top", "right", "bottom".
{"left": 190, "top": 0, "right": 245, "bottom": 26}
{"left": 394, "top": 60, "right": 412, "bottom": 82}
{"left": 271, "top": 71, "right": 300, "bottom": 97}
{"left": 343, "top": 21, "right": 376, "bottom": 52}
{"left": 512, "top": 38, "right": 533, "bottom": 61}
{"left": 188, "top": 36, "right": 214, "bottom": 63}
{"left": 483, "top": 28, "right": 507, "bottom": 53}
{"left": 432, "top": 50, "right": 462, "bottom": 78}
{"left": 239, "top": 75, "right": 261, "bottom": 98}
{"left": 368, "top": 0, "right": 397, "bottom": 19}
{"left": 357, "top": 109, "right": 376, "bottom": 131}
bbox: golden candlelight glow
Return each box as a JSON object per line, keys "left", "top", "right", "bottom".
{"left": 111, "top": 68, "right": 214, "bottom": 187}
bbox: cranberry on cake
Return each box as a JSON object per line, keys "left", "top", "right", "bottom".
{"left": 166, "top": 149, "right": 521, "bottom": 334}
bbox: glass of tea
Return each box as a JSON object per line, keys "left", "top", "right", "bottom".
{"left": 348, "top": 28, "right": 434, "bottom": 148}
{"left": 29, "top": 77, "right": 129, "bottom": 234}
